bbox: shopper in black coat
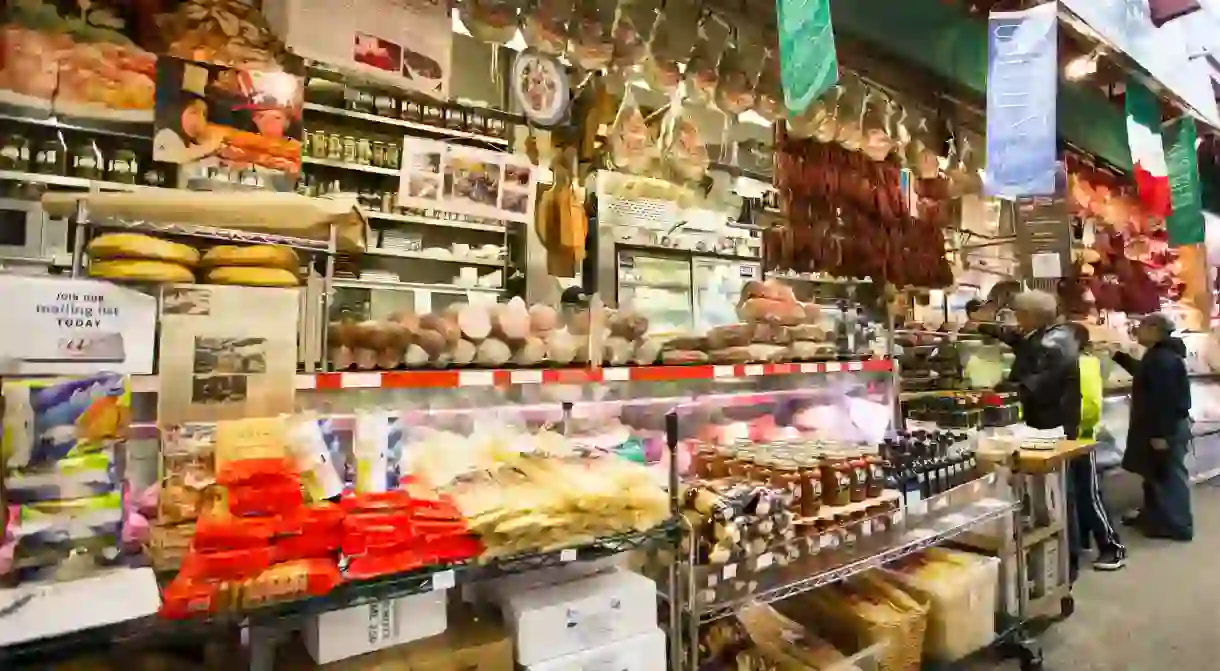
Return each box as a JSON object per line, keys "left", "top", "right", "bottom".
{"left": 1112, "top": 313, "right": 1193, "bottom": 541}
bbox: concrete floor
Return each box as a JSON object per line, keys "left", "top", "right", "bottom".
{"left": 964, "top": 472, "right": 1218, "bottom": 670}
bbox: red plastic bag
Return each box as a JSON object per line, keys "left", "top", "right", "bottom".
{"left": 274, "top": 531, "right": 341, "bottom": 562}
{"left": 217, "top": 458, "right": 296, "bottom": 486}
{"left": 179, "top": 545, "right": 275, "bottom": 582}
{"left": 344, "top": 549, "right": 427, "bottom": 580}
{"left": 192, "top": 514, "right": 279, "bottom": 552}
{"left": 228, "top": 479, "right": 304, "bottom": 517}
{"left": 160, "top": 577, "right": 222, "bottom": 619}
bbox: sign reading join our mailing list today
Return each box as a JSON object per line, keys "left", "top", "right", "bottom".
{"left": 0, "top": 276, "right": 157, "bottom": 376}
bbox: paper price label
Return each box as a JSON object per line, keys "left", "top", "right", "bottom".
{"left": 560, "top": 548, "right": 578, "bottom": 562}
{"left": 723, "top": 564, "right": 738, "bottom": 580}
{"left": 757, "top": 553, "right": 774, "bottom": 570}
{"left": 909, "top": 500, "right": 928, "bottom": 516}
{"left": 431, "top": 569, "right": 455, "bottom": 591}
{"left": 819, "top": 534, "right": 834, "bottom": 549}
{"left": 861, "top": 520, "right": 872, "bottom": 537}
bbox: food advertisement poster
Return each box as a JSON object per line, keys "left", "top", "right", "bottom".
{"left": 154, "top": 55, "right": 303, "bottom": 174}
{"left": 398, "top": 137, "right": 537, "bottom": 224}
{"left": 0, "top": 276, "right": 156, "bottom": 375}
{"left": 262, "top": 0, "right": 451, "bottom": 99}
{"left": 0, "top": 0, "right": 156, "bottom": 124}
{"left": 157, "top": 284, "right": 298, "bottom": 424}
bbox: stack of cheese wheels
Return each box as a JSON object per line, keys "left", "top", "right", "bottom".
{"left": 87, "top": 233, "right": 200, "bottom": 283}
{"left": 200, "top": 245, "right": 301, "bottom": 287}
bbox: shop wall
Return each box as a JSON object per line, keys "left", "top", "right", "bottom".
{"left": 829, "top": 0, "right": 1133, "bottom": 170}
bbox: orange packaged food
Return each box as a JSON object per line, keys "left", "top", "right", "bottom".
{"left": 339, "top": 490, "right": 414, "bottom": 513}
{"left": 227, "top": 479, "right": 304, "bottom": 517}
{"left": 216, "top": 458, "right": 296, "bottom": 486}
{"left": 273, "top": 531, "right": 341, "bottom": 563}
{"left": 240, "top": 559, "right": 343, "bottom": 610}
{"left": 179, "top": 545, "right": 275, "bottom": 582}
{"left": 160, "top": 578, "right": 223, "bottom": 620}
{"left": 344, "top": 549, "right": 427, "bottom": 580}
{"left": 192, "top": 514, "right": 279, "bottom": 552}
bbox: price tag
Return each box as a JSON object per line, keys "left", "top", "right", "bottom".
{"left": 848, "top": 361, "right": 863, "bottom": 371}
{"left": 512, "top": 370, "right": 543, "bottom": 384}
{"left": 892, "top": 510, "right": 905, "bottom": 526}
{"left": 713, "top": 366, "right": 736, "bottom": 378}
{"left": 819, "top": 534, "right": 834, "bottom": 549}
{"left": 824, "top": 362, "right": 843, "bottom": 373}
{"left": 722, "top": 564, "right": 738, "bottom": 580}
{"left": 756, "top": 553, "right": 774, "bottom": 570}
{"left": 743, "top": 364, "right": 765, "bottom": 377}
{"left": 861, "top": 520, "right": 872, "bottom": 537}
{"left": 909, "top": 500, "right": 928, "bottom": 516}
{"left": 560, "top": 548, "right": 578, "bottom": 562}
{"left": 458, "top": 371, "right": 495, "bottom": 386}
{"left": 707, "top": 573, "right": 719, "bottom": 588}
{"left": 932, "top": 497, "right": 950, "bottom": 511}
{"left": 431, "top": 569, "right": 456, "bottom": 591}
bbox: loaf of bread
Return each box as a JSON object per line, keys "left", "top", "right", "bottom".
{"left": 87, "top": 233, "right": 200, "bottom": 267}
{"left": 201, "top": 245, "right": 300, "bottom": 271}
{"left": 89, "top": 259, "right": 195, "bottom": 283}
{"left": 204, "top": 266, "right": 300, "bottom": 287}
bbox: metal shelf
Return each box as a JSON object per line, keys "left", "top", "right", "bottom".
{"left": 363, "top": 209, "right": 507, "bottom": 232}
{"left": 688, "top": 472, "right": 1016, "bottom": 623}
{"left": 0, "top": 521, "right": 679, "bottom": 666}
{"left": 303, "top": 102, "right": 510, "bottom": 146}
{"left": 0, "top": 170, "right": 153, "bottom": 192}
{"left": 0, "top": 108, "right": 153, "bottom": 141}
{"left": 364, "top": 248, "right": 504, "bottom": 266}
{"left": 301, "top": 155, "right": 400, "bottom": 176}
{"left": 332, "top": 278, "right": 501, "bottom": 293}
{"left": 86, "top": 217, "right": 332, "bottom": 251}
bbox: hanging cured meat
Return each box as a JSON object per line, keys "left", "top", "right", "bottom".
{"left": 772, "top": 123, "right": 953, "bottom": 288}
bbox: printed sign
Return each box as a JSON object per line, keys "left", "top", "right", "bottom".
{"left": 398, "top": 138, "right": 537, "bottom": 224}
{"left": 0, "top": 276, "right": 156, "bottom": 375}
{"left": 154, "top": 56, "right": 303, "bottom": 174}
{"left": 985, "top": 4, "right": 1058, "bottom": 198}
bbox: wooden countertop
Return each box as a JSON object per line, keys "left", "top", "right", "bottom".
{"left": 1015, "top": 440, "right": 1097, "bottom": 474}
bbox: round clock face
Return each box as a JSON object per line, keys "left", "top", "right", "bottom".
{"left": 511, "top": 51, "right": 569, "bottom": 126}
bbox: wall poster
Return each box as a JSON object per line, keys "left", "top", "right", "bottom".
{"left": 262, "top": 0, "right": 451, "bottom": 99}
{"left": 398, "top": 138, "right": 537, "bottom": 224}
{"left": 156, "top": 284, "right": 298, "bottom": 424}
{"left": 154, "top": 55, "right": 303, "bottom": 175}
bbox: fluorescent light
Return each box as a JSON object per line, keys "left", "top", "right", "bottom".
{"left": 738, "top": 110, "right": 773, "bottom": 127}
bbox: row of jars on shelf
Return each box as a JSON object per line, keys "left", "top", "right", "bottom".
{"left": 0, "top": 133, "right": 151, "bottom": 184}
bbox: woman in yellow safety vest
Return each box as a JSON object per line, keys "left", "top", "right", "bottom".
{"left": 1067, "top": 323, "right": 1126, "bottom": 571}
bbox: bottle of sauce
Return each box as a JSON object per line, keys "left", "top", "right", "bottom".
{"left": 864, "top": 453, "right": 885, "bottom": 498}
{"left": 770, "top": 458, "right": 801, "bottom": 513}
{"left": 822, "top": 456, "right": 852, "bottom": 507}
{"left": 796, "top": 454, "right": 822, "bottom": 517}
{"left": 847, "top": 453, "right": 868, "bottom": 503}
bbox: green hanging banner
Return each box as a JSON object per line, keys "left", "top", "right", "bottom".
{"left": 777, "top": 0, "right": 839, "bottom": 116}
{"left": 1164, "top": 117, "right": 1205, "bottom": 246}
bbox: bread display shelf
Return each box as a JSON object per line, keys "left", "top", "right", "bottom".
{"left": 0, "top": 521, "right": 679, "bottom": 667}
{"left": 363, "top": 248, "right": 504, "bottom": 266}
{"left": 86, "top": 216, "right": 332, "bottom": 251}
{"left": 362, "top": 209, "right": 508, "bottom": 232}
{"left": 686, "top": 472, "right": 1016, "bottom": 623}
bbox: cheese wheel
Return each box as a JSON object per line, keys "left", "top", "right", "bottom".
{"left": 205, "top": 266, "right": 300, "bottom": 287}
{"left": 89, "top": 259, "right": 195, "bottom": 283}
{"left": 201, "top": 245, "right": 300, "bottom": 271}
{"left": 87, "top": 234, "right": 200, "bottom": 267}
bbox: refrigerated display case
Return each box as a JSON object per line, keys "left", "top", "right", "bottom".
{"left": 693, "top": 256, "right": 760, "bottom": 333}
{"left": 617, "top": 249, "right": 694, "bottom": 332}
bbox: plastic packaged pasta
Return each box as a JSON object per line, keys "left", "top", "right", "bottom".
{"left": 2, "top": 374, "right": 130, "bottom": 470}
{"left": 4, "top": 451, "right": 116, "bottom": 504}
{"left": 226, "top": 477, "right": 303, "bottom": 517}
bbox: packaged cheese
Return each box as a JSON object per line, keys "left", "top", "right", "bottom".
{"left": 201, "top": 245, "right": 300, "bottom": 271}
{"left": 89, "top": 259, "right": 195, "bottom": 283}
{"left": 205, "top": 266, "right": 300, "bottom": 287}
{"left": 87, "top": 233, "right": 200, "bottom": 267}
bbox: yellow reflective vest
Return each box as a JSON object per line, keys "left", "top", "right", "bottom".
{"left": 1078, "top": 353, "right": 1103, "bottom": 440}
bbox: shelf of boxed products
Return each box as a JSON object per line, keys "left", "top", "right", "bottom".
{"left": 126, "top": 358, "right": 893, "bottom": 393}
{"left": 687, "top": 472, "right": 1016, "bottom": 623}
{"left": 0, "top": 521, "right": 680, "bottom": 667}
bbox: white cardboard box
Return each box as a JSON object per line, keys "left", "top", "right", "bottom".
{"left": 0, "top": 568, "right": 160, "bottom": 647}
{"left": 523, "top": 627, "right": 666, "bottom": 671}
{"left": 501, "top": 569, "right": 658, "bottom": 666}
{"left": 303, "top": 590, "right": 447, "bottom": 664}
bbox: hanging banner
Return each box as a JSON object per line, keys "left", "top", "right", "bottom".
{"left": 1164, "top": 116, "right": 1205, "bottom": 246}
{"left": 1125, "top": 78, "right": 1172, "bottom": 218}
{"left": 777, "top": 0, "right": 839, "bottom": 115}
{"left": 984, "top": 4, "right": 1058, "bottom": 198}
{"left": 1060, "top": 0, "right": 1220, "bottom": 128}
{"left": 263, "top": 0, "right": 452, "bottom": 100}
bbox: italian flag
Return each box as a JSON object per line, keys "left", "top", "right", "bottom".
{"left": 1125, "top": 79, "right": 1172, "bottom": 219}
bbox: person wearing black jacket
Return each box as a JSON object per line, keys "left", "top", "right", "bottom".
{"left": 976, "top": 291, "right": 1082, "bottom": 437}
{"left": 1112, "top": 313, "right": 1193, "bottom": 541}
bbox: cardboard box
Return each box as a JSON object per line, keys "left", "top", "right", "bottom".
{"left": 1030, "top": 541, "right": 1061, "bottom": 598}
{"left": 1029, "top": 472, "right": 1064, "bottom": 527}
{"left": 501, "top": 569, "right": 658, "bottom": 666}
{"left": 523, "top": 628, "right": 665, "bottom": 671}
{"left": 303, "top": 590, "right": 447, "bottom": 664}
{"left": 282, "top": 608, "right": 511, "bottom": 671}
